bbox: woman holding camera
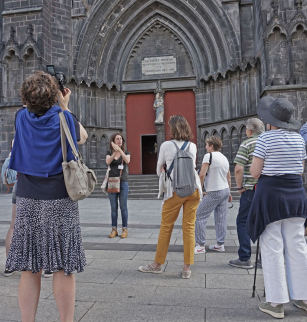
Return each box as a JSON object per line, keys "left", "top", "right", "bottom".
{"left": 106, "top": 133, "right": 130, "bottom": 238}
{"left": 6, "top": 71, "right": 87, "bottom": 322}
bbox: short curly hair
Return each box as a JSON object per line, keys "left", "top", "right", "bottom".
{"left": 206, "top": 135, "right": 223, "bottom": 151}
{"left": 20, "top": 71, "right": 59, "bottom": 113}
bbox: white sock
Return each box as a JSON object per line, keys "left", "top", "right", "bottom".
{"left": 270, "top": 302, "right": 281, "bottom": 307}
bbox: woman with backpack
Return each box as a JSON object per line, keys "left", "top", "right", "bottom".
{"left": 194, "top": 136, "right": 232, "bottom": 254}
{"left": 139, "top": 115, "right": 202, "bottom": 279}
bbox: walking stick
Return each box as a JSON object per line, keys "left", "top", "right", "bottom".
{"left": 252, "top": 238, "right": 260, "bottom": 298}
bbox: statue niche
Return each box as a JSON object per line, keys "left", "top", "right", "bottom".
{"left": 268, "top": 27, "right": 289, "bottom": 85}
{"left": 154, "top": 91, "right": 164, "bottom": 124}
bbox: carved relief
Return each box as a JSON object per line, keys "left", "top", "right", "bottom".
{"left": 125, "top": 22, "right": 194, "bottom": 81}
{"left": 268, "top": 27, "right": 289, "bottom": 84}
{"left": 292, "top": 25, "right": 307, "bottom": 84}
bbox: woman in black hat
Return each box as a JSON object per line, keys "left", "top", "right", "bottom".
{"left": 246, "top": 96, "right": 307, "bottom": 319}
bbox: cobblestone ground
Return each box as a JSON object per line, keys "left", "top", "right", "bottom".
{"left": 0, "top": 194, "right": 306, "bottom": 321}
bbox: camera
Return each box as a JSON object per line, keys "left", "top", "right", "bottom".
{"left": 46, "top": 65, "right": 67, "bottom": 94}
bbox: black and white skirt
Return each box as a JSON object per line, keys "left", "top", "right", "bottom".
{"left": 6, "top": 197, "right": 86, "bottom": 275}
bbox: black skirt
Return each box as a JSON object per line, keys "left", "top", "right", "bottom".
{"left": 246, "top": 174, "right": 307, "bottom": 243}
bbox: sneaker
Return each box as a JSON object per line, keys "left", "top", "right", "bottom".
{"left": 258, "top": 302, "right": 284, "bottom": 319}
{"left": 229, "top": 258, "right": 253, "bottom": 269}
{"left": 294, "top": 300, "right": 307, "bottom": 312}
{"left": 138, "top": 264, "right": 162, "bottom": 274}
{"left": 208, "top": 244, "right": 225, "bottom": 252}
{"left": 44, "top": 271, "right": 53, "bottom": 278}
{"left": 4, "top": 268, "right": 15, "bottom": 277}
{"left": 194, "top": 244, "right": 206, "bottom": 254}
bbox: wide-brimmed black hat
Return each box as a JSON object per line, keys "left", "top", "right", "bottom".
{"left": 256, "top": 96, "right": 301, "bottom": 130}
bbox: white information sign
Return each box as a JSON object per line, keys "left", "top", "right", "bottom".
{"left": 142, "top": 56, "right": 177, "bottom": 75}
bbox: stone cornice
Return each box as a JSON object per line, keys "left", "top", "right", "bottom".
{"left": 2, "top": 7, "right": 42, "bottom": 16}
{"left": 198, "top": 114, "right": 257, "bottom": 128}
{"left": 261, "top": 84, "right": 307, "bottom": 97}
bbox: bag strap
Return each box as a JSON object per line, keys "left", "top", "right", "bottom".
{"left": 59, "top": 112, "right": 78, "bottom": 162}
{"left": 167, "top": 141, "right": 189, "bottom": 179}
{"left": 209, "top": 152, "right": 212, "bottom": 166}
{"left": 119, "top": 159, "right": 124, "bottom": 178}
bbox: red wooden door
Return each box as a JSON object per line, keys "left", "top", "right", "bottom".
{"left": 164, "top": 90, "right": 197, "bottom": 144}
{"left": 126, "top": 93, "right": 156, "bottom": 175}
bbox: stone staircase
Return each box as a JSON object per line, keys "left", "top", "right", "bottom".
{"left": 90, "top": 170, "right": 241, "bottom": 201}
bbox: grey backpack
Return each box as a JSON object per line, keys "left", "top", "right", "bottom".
{"left": 167, "top": 141, "right": 195, "bottom": 198}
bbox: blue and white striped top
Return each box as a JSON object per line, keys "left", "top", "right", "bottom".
{"left": 253, "top": 129, "right": 307, "bottom": 176}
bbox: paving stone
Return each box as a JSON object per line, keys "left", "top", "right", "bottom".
{"left": 0, "top": 295, "right": 20, "bottom": 321}
{"left": 86, "top": 258, "right": 156, "bottom": 271}
{"left": 113, "top": 270, "right": 206, "bottom": 288}
{"left": 84, "top": 250, "right": 138, "bottom": 260}
{"left": 75, "top": 283, "right": 157, "bottom": 304}
{"left": 206, "top": 273, "right": 264, "bottom": 290}
{"left": 35, "top": 299, "right": 94, "bottom": 322}
{"left": 150, "top": 287, "right": 259, "bottom": 309}
{"left": 206, "top": 252, "right": 257, "bottom": 263}
{"left": 166, "top": 261, "right": 249, "bottom": 275}
{"left": 75, "top": 268, "right": 121, "bottom": 284}
{"left": 133, "top": 251, "right": 206, "bottom": 262}
{"left": 79, "top": 302, "right": 205, "bottom": 322}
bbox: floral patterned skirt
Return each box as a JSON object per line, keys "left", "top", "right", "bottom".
{"left": 6, "top": 197, "right": 86, "bottom": 275}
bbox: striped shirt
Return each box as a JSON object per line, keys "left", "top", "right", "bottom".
{"left": 234, "top": 135, "right": 259, "bottom": 190}
{"left": 253, "top": 129, "right": 307, "bottom": 176}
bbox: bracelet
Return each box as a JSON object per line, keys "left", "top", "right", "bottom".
{"left": 237, "top": 187, "right": 244, "bottom": 190}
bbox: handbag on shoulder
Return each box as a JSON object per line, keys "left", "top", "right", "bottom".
{"left": 101, "top": 166, "right": 111, "bottom": 195}
{"left": 59, "top": 112, "right": 97, "bottom": 201}
{"left": 107, "top": 159, "right": 123, "bottom": 193}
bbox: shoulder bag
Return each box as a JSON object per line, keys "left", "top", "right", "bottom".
{"left": 59, "top": 112, "right": 97, "bottom": 201}
{"left": 101, "top": 166, "right": 111, "bottom": 195}
{"left": 107, "top": 159, "right": 123, "bottom": 193}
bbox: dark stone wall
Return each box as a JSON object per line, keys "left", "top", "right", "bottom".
{"left": 1, "top": 0, "right": 307, "bottom": 191}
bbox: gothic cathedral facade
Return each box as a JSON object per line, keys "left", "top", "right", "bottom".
{"left": 1, "top": 0, "right": 307, "bottom": 190}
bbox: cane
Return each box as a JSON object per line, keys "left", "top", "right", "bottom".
{"left": 252, "top": 238, "right": 260, "bottom": 298}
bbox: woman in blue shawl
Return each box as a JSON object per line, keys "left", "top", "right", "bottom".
{"left": 6, "top": 71, "right": 88, "bottom": 322}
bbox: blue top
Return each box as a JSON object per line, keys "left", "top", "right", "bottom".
{"left": 299, "top": 121, "right": 307, "bottom": 144}
{"left": 9, "top": 105, "right": 78, "bottom": 177}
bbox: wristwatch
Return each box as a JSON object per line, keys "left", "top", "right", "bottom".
{"left": 237, "top": 187, "right": 244, "bottom": 190}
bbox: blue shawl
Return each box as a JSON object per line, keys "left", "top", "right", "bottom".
{"left": 9, "top": 105, "right": 78, "bottom": 177}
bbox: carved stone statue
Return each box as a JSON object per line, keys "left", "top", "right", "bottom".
{"left": 154, "top": 92, "right": 164, "bottom": 123}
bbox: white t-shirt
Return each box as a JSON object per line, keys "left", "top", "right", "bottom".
{"left": 203, "top": 152, "right": 229, "bottom": 192}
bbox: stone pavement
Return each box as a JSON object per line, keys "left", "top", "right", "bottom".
{"left": 0, "top": 194, "right": 306, "bottom": 322}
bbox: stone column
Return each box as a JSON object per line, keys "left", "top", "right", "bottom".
{"left": 263, "top": 38, "right": 271, "bottom": 85}
{"left": 155, "top": 123, "right": 165, "bottom": 156}
{"left": 287, "top": 38, "right": 295, "bottom": 84}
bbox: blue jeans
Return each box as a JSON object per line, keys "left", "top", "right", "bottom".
{"left": 108, "top": 181, "right": 129, "bottom": 228}
{"left": 237, "top": 189, "right": 254, "bottom": 261}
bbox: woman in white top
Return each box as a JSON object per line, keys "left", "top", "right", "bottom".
{"left": 194, "top": 136, "right": 232, "bottom": 254}
{"left": 139, "top": 115, "right": 202, "bottom": 279}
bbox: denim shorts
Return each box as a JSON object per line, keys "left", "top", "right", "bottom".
{"left": 12, "top": 180, "right": 17, "bottom": 204}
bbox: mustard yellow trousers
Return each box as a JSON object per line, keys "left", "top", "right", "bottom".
{"left": 155, "top": 190, "right": 200, "bottom": 265}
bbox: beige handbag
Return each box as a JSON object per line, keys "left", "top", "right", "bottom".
{"left": 101, "top": 166, "right": 111, "bottom": 195}
{"left": 59, "top": 112, "right": 97, "bottom": 201}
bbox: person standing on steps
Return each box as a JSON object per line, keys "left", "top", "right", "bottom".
{"left": 229, "top": 118, "right": 265, "bottom": 269}
{"left": 106, "top": 133, "right": 130, "bottom": 239}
